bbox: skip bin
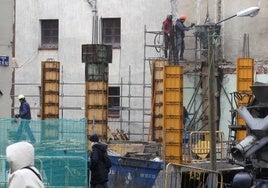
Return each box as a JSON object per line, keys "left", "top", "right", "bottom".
{"left": 108, "top": 156, "right": 163, "bottom": 188}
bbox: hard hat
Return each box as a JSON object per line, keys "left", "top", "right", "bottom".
{"left": 18, "top": 94, "right": 25, "bottom": 100}
{"left": 180, "top": 14, "right": 187, "bottom": 20}
{"left": 167, "top": 13, "right": 172, "bottom": 18}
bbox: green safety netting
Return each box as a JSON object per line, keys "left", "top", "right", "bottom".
{"left": 0, "top": 118, "right": 88, "bottom": 188}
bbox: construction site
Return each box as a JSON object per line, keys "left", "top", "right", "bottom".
{"left": 1, "top": 0, "right": 268, "bottom": 187}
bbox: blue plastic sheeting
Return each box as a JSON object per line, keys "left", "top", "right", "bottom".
{"left": 108, "top": 156, "right": 163, "bottom": 188}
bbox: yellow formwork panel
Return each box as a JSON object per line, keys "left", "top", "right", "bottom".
{"left": 87, "top": 108, "right": 107, "bottom": 120}
{"left": 44, "top": 106, "right": 59, "bottom": 114}
{"left": 86, "top": 93, "right": 108, "bottom": 105}
{"left": 165, "top": 77, "right": 183, "bottom": 88}
{"left": 165, "top": 90, "right": 183, "bottom": 102}
{"left": 237, "top": 79, "right": 253, "bottom": 92}
{"left": 44, "top": 72, "right": 59, "bottom": 80}
{"left": 151, "top": 60, "right": 168, "bottom": 72}
{"left": 87, "top": 123, "right": 107, "bottom": 135}
{"left": 42, "top": 61, "right": 60, "bottom": 81}
{"left": 44, "top": 95, "right": 59, "bottom": 103}
{"left": 155, "top": 92, "right": 164, "bottom": 102}
{"left": 165, "top": 103, "right": 183, "bottom": 115}
{"left": 236, "top": 58, "right": 254, "bottom": 141}
{"left": 44, "top": 83, "right": 59, "bottom": 92}
{"left": 164, "top": 116, "right": 183, "bottom": 129}
{"left": 163, "top": 65, "right": 183, "bottom": 164}
{"left": 85, "top": 81, "right": 108, "bottom": 138}
{"left": 151, "top": 60, "right": 167, "bottom": 144}
{"left": 165, "top": 130, "right": 182, "bottom": 143}
{"left": 236, "top": 58, "right": 254, "bottom": 92}
{"left": 165, "top": 144, "right": 182, "bottom": 157}
{"left": 86, "top": 81, "right": 108, "bottom": 90}
{"left": 41, "top": 61, "right": 60, "bottom": 119}
{"left": 154, "top": 106, "right": 163, "bottom": 115}
{"left": 85, "top": 82, "right": 108, "bottom": 106}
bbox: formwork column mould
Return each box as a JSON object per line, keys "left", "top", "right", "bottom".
{"left": 82, "top": 44, "right": 112, "bottom": 144}
{"left": 163, "top": 65, "right": 183, "bottom": 164}
{"left": 151, "top": 60, "right": 168, "bottom": 144}
{"left": 41, "top": 61, "right": 60, "bottom": 120}
{"left": 236, "top": 58, "right": 254, "bottom": 141}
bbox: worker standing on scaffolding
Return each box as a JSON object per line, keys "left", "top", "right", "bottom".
{"left": 175, "top": 14, "right": 195, "bottom": 61}
{"left": 162, "top": 13, "right": 173, "bottom": 58}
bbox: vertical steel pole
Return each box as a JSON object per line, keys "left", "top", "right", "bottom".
{"left": 208, "top": 25, "right": 217, "bottom": 170}
{"left": 90, "top": 0, "right": 98, "bottom": 44}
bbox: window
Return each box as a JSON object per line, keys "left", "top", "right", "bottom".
{"left": 40, "top": 20, "right": 59, "bottom": 49}
{"left": 108, "top": 87, "right": 120, "bottom": 117}
{"left": 102, "top": 18, "right": 120, "bottom": 48}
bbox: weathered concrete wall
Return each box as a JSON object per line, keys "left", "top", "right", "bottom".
{"left": 13, "top": 0, "right": 268, "bottom": 139}
{"left": 172, "top": 0, "right": 268, "bottom": 63}
{"left": 220, "top": 0, "right": 268, "bottom": 63}
{"left": 0, "top": 0, "right": 13, "bottom": 118}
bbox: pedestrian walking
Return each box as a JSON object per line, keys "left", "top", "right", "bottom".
{"left": 89, "top": 134, "right": 111, "bottom": 188}
{"left": 15, "top": 94, "right": 36, "bottom": 143}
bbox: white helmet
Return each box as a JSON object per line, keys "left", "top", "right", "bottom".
{"left": 167, "top": 13, "right": 172, "bottom": 18}
{"left": 18, "top": 94, "right": 25, "bottom": 100}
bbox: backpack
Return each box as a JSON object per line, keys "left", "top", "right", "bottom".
{"left": 103, "top": 153, "right": 112, "bottom": 169}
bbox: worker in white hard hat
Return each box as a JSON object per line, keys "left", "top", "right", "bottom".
{"left": 162, "top": 13, "right": 173, "bottom": 58}
{"left": 15, "top": 95, "right": 35, "bottom": 143}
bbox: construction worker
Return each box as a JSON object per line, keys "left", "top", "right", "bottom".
{"left": 15, "top": 94, "right": 36, "bottom": 143}
{"left": 175, "top": 14, "right": 195, "bottom": 61}
{"left": 162, "top": 13, "right": 173, "bottom": 58}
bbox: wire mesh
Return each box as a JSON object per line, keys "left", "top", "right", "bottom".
{"left": 0, "top": 118, "right": 88, "bottom": 188}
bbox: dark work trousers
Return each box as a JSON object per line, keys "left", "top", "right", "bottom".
{"left": 176, "top": 35, "right": 185, "bottom": 59}
{"left": 164, "top": 34, "right": 170, "bottom": 58}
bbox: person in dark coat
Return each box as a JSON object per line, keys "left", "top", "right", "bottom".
{"left": 15, "top": 94, "right": 36, "bottom": 143}
{"left": 175, "top": 14, "right": 195, "bottom": 61}
{"left": 89, "top": 134, "right": 109, "bottom": 188}
{"left": 162, "top": 13, "right": 173, "bottom": 58}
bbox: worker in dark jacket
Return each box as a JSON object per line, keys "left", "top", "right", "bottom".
{"left": 89, "top": 134, "right": 109, "bottom": 188}
{"left": 175, "top": 14, "right": 195, "bottom": 61}
{"left": 162, "top": 13, "right": 173, "bottom": 58}
{"left": 15, "top": 94, "right": 35, "bottom": 143}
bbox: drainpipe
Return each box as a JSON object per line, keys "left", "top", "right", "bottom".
{"left": 87, "top": 0, "right": 98, "bottom": 44}
{"left": 11, "top": 0, "right": 16, "bottom": 117}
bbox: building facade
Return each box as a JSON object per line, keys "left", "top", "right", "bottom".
{"left": 13, "top": 0, "right": 268, "bottom": 139}
{"left": 0, "top": 0, "right": 14, "bottom": 118}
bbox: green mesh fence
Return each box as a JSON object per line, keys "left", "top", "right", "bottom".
{"left": 0, "top": 118, "right": 88, "bottom": 188}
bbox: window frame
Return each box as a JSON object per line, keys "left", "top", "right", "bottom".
{"left": 101, "top": 18, "right": 121, "bottom": 48}
{"left": 108, "top": 86, "right": 120, "bottom": 118}
{"left": 39, "top": 19, "right": 59, "bottom": 50}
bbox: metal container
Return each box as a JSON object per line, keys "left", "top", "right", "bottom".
{"left": 108, "top": 156, "right": 163, "bottom": 188}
